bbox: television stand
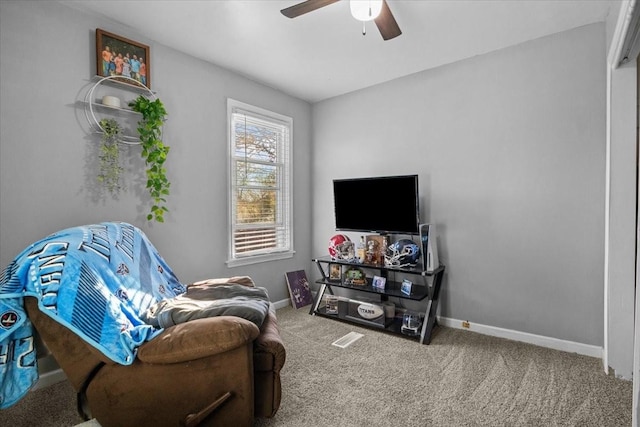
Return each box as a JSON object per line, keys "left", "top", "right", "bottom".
{"left": 310, "top": 256, "right": 445, "bottom": 344}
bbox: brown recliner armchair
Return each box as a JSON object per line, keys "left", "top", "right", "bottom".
{"left": 25, "top": 277, "right": 285, "bottom": 427}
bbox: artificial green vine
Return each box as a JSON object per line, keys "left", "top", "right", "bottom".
{"left": 97, "top": 118, "right": 124, "bottom": 195}
{"left": 129, "top": 95, "right": 170, "bottom": 223}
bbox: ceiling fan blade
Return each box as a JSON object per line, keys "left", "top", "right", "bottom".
{"left": 374, "top": 0, "right": 402, "bottom": 40}
{"left": 281, "top": 0, "right": 341, "bottom": 18}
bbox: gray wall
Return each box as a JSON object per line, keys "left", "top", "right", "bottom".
{"left": 0, "top": 1, "right": 313, "bottom": 305}
{"left": 312, "top": 24, "right": 607, "bottom": 346}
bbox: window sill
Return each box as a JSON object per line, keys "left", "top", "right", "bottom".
{"left": 226, "top": 250, "right": 295, "bottom": 268}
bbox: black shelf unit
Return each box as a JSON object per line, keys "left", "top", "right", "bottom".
{"left": 314, "top": 306, "right": 425, "bottom": 342}
{"left": 310, "top": 256, "right": 445, "bottom": 344}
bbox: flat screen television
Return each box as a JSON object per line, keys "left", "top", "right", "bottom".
{"left": 333, "top": 174, "right": 420, "bottom": 235}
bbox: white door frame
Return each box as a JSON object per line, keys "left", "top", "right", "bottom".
{"left": 634, "top": 52, "right": 639, "bottom": 427}
{"left": 606, "top": 0, "right": 638, "bottom": 424}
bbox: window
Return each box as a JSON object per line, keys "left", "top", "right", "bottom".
{"left": 227, "top": 99, "right": 293, "bottom": 267}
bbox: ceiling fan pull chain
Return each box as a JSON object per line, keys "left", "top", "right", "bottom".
{"left": 362, "top": 20, "right": 366, "bottom": 36}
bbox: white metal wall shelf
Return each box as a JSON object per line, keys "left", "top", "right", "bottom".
{"left": 82, "top": 75, "right": 157, "bottom": 145}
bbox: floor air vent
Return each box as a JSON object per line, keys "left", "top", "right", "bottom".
{"left": 331, "top": 332, "right": 364, "bottom": 348}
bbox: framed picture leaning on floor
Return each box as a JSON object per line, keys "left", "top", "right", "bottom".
{"left": 285, "top": 270, "right": 313, "bottom": 309}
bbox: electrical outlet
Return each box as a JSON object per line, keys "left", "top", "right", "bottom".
{"left": 462, "top": 321, "right": 470, "bottom": 329}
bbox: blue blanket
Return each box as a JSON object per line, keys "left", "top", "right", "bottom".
{"left": 0, "top": 222, "right": 186, "bottom": 409}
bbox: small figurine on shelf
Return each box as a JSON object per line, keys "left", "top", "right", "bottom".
{"left": 365, "top": 235, "right": 386, "bottom": 265}
{"left": 381, "top": 235, "right": 389, "bottom": 263}
{"left": 346, "top": 242, "right": 356, "bottom": 261}
{"left": 357, "top": 235, "right": 366, "bottom": 263}
{"left": 366, "top": 238, "right": 377, "bottom": 265}
{"left": 343, "top": 266, "right": 367, "bottom": 286}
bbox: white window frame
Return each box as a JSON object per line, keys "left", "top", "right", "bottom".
{"left": 226, "top": 99, "right": 294, "bottom": 267}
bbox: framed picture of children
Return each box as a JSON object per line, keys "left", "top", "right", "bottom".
{"left": 96, "top": 29, "right": 151, "bottom": 89}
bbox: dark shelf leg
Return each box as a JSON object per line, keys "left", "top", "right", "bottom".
{"left": 420, "top": 300, "right": 436, "bottom": 344}
{"left": 309, "top": 283, "right": 327, "bottom": 315}
{"left": 314, "top": 259, "right": 329, "bottom": 281}
{"left": 419, "top": 267, "right": 445, "bottom": 344}
{"left": 309, "top": 261, "right": 330, "bottom": 315}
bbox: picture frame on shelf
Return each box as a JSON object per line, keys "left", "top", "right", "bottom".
{"left": 285, "top": 270, "right": 313, "bottom": 309}
{"left": 329, "top": 263, "right": 342, "bottom": 282}
{"left": 372, "top": 275, "right": 386, "bottom": 290}
{"left": 96, "top": 28, "right": 151, "bottom": 89}
{"left": 401, "top": 279, "right": 413, "bottom": 296}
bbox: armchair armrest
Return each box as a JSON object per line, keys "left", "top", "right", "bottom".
{"left": 137, "top": 316, "right": 260, "bottom": 364}
{"left": 254, "top": 310, "right": 286, "bottom": 372}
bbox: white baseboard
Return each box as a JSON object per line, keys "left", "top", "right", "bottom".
{"left": 272, "top": 298, "right": 291, "bottom": 310}
{"left": 32, "top": 368, "right": 66, "bottom": 390}
{"left": 438, "top": 316, "right": 603, "bottom": 359}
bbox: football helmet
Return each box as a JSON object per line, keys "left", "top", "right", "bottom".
{"left": 385, "top": 239, "right": 421, "bottom": 267}
{"left": 328, "top": 234, "right": 354, "bottom": 260}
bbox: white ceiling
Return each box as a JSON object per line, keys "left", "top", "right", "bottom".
{"left": 63, "top": 0, "right": 616, "bottom": 103}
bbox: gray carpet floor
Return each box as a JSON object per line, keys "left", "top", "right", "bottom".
{"left": 1, "top": 305, "right": 633, "bottom": 426}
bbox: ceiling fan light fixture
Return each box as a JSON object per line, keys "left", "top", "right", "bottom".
{"left": 350, "top": 0, "right": 383, "bottom": 22}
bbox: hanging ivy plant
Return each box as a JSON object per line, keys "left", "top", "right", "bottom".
{"left": 129, "top": 95, "right": 170, "bottom": 223}
{"left": 97, "top": 118, "right": 124, "bottom": 195}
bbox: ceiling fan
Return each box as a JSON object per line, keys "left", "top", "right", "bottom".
{"left": 281, "top": 0, "right": 402, "bottom": 41}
